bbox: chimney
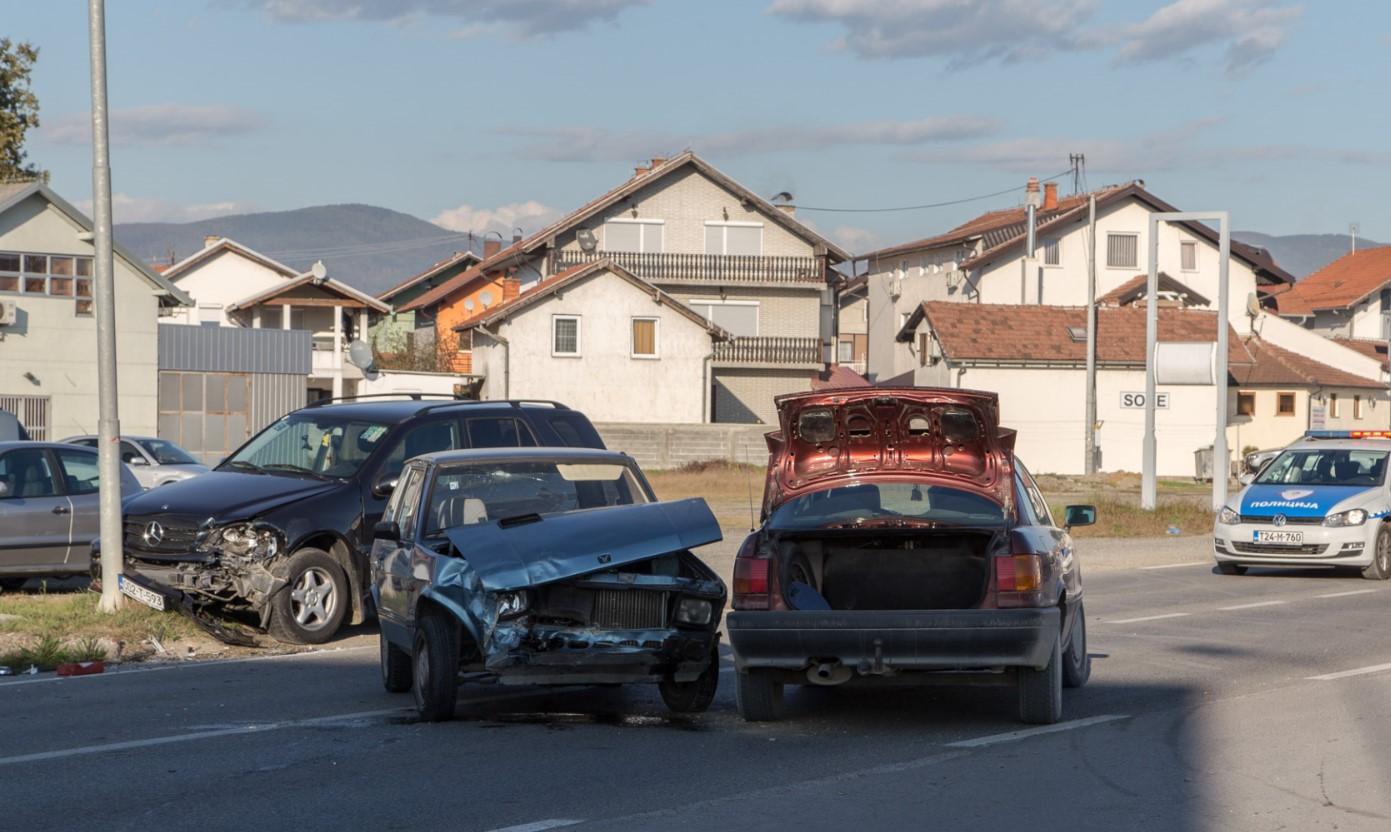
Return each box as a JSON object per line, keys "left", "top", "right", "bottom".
{"left": 483, "top": 239, "right": 501, "bottom": 259}
{"left": 203, "top": 234, "right": 220, "bottom": 249}
{"left": 1042, "top": 182, "right": 1058, "bottom": 211}
{"left": 649, "top": 156, "right": 666, "bottom": 169}
{"left": 634, "top": 164, "right": 650, "bottom": 178}
{"left": 1025, "top": 177, "right": 1041, "bottom": 208}
{"left": 502, "top": 277, "right": 521, "bottom": 302}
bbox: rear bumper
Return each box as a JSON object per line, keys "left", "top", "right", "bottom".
{"left": 726, "top": 607, "right": 1059, "bottom": 673}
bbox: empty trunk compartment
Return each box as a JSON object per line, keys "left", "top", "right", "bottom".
{"left": 777, "top": 530, "right": 999, "bottom": 611}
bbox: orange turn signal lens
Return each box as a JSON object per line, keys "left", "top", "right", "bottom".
{"left": 996, "top": 554, "right": 1043, "bottom": 592}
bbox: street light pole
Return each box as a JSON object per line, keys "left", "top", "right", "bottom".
{"left": 88, "top": 0, "right": 124, "bottom": 612}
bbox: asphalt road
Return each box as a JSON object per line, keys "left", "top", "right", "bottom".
{"left": 4, "top": 561, "right": 1391, "bottom": 832}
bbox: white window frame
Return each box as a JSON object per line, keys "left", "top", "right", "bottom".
{"left": 690, "top": 298, "right": 759, "bottom": 337}
{"left": 1106, "top": 233, "right": 1140, "bottom": 269}
{"left": 1042, "top": 238, "right": 1061, "bottom": 268}
{"left": 630, "top": 316, "right": 660, "bottom": 360}
{"left": 551, "top": 314, "right": 581, "bottom": 357}
{"left": 1180, "top": 240, "right": 1198, "bottom": 272}
{"left": 603, "top": 218, "right": 664, "bottom": 254}
{"left": 703, "top": 221, "right": 764, "bottom": 256}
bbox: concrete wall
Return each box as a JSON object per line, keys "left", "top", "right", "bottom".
{"left": 165, "top": 248, "right": 290, "bottom": 326}
{"left": 865, "top": 246, "right": 973, "bottom": 380}
{"left": 0, "top": 191, "right": 166, "bottom": 438}
{"left": 1227, "top": 385, "right": 1391, "bottom": 454}
{"left": 1254, "top": 312, "right": 1383, "bottom": 381}
{"left": 595, "top": 421, "right": 772, "bottom": 470}
{"left": 358, "top": 370, "right": 464, "bottom": 397}
{"left": 712, "top": 367, "right": 811, "bottom": 425}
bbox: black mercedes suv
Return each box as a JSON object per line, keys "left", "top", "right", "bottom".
{"left": 112, "top": 396, "right": 605, "bottom": 643}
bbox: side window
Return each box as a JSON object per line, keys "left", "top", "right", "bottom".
{"left": 379, "top": 419, "right": 461, "bottom": 480}
{"left": 71, "top": 438, "right": 98, "bottom": 448}
{"left": 393, "top": 466, "right": 427, "bottom": 539}
{"left": 543, "top": 412, "right": 604, "bottom": 448}
{"left": 1016, "top": 461, "right": 1054, "bottom": 527}
{"left": 0, "top": 449, "right": 59, "bottom": 498}
{"left": 1013, "top": 473, "right": 1038, "bottom": 526}
{"left": 119, "top": 441, "right": 144, "bottom": 464}
{"left": 54, "top": 448, "right": 101, "bottom": 495}
{"left": 466, "top": 417, "right": 537, "bottom": 448}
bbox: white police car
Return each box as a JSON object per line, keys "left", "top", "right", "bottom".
{"left": 1214, "top": 431, "right": 1391, "bottom": 579}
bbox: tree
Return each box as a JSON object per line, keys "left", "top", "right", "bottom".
{"left": 0, "top": 39, "right": 42, "bottom": 182}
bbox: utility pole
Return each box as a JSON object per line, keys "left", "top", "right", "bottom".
{"left": 88, "top": 0, "right": 123, "bottom": 613}
{"left": 1351, "top": 222, "right": 1360, "bottom": 254}
{"left": 1084, "top": 194, "right": 1098, "bottom": 474}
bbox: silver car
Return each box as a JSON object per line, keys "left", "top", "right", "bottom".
{"left": 0, "top": 442, "right": 143, "bottom": 589}
{"left": 63, "top": 435, "right": 209, "bottom": 489}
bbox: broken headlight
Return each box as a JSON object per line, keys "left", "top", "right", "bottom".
{"left": 496, "top": 590, "right": 530, "bottom": 618}
{"left": 674, "top": 598, "right": 713, "bottom": 626}
{"left": 203, "top": 523, "right": 284, "bottom": 559}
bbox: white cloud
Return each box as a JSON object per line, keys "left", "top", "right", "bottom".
{"left": 236, "top": 0, "right": 649, "bottom": 37}
{"left": 74, "top": 193, "right": 255, "bottom": 224}
{"left": 1116, "top": 0, "right": 1303, "bottom": 73}
{"left": 508, "top": 116, "right": 1001, "bottom": 162}
{"left": 829, "top": 225, "right": 885, "bottom": 253}
{"left": 431, "top": 200, "right": 561, "bottom": 235}
{"left": 44, "top": 105, "right": 266, "bottom": 147}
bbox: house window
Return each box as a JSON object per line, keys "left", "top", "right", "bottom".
{"left": 1106, "top": 233, "right": 1138, "bottom": 269}
{"left": 631, "top": 317, "right": 658, "bottom": 358}
{"left": 688, "top": 300, "right": 758, "bottom": 338}
{"left": 1042, "top": 239, "right": 1060, "bottom": 266}
{"left": 603, "top": 219, "right": 663, "bottom": 253}
{"left": 1354, "top": 395, "right": 1363, "bottom": 420}
{"left": 1277, "top": 392, "right": 1296, "bottom": 416}
{"left": 837, "top": 339, "right": 854, "bottom": 363}
{"left": 704, "top": 222, "right": 763, "bottom": 256}
{"left": 0, "top": 250, "right": 95, "bottom": 316}
{"left": 918, "top": 333, "right": 931, "bottom": 367}
{"left": 1329, "top": 393, "right": 1339, "bottom": 418}
{"left": 552, "top": 315, "right": 580, "bottom": 356}
{"left": 1237, "top": 392, "right": 1256, "bottom": 416}
{"left": 1180, "top": 240, "right": 1197, "bottom": 272}
{"left": 456, "top": 330, "right": 472, "bottom": 353}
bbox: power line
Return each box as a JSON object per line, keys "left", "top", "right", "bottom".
{"left": 261, "top": 231, "right": 472, "bottom": 259}
{"left": 796, "top": 168, "right": 1073, "bottom": 214}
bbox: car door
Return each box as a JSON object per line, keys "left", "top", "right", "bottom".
{"left": 373, "top": 464, "right": 427, "bottom": 629}
{"left": 0, "top": 447, "right": 72, "bottom": 572}
{"left": 53, "top": 446, "right": 104, "bottom": 565}
{"left": 363, "top": 418, "right": 463, "bottom": 555}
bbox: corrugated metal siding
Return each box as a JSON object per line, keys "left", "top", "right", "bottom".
{"left": 251, "top": 373, "right": 306, "bottom": 433}
{"left": 158, "top": 324, "right": 311, "bottom": 375}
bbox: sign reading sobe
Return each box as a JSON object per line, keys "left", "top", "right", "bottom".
{"left": 1120, "top": 391, "right": 1170, "bottom": 409}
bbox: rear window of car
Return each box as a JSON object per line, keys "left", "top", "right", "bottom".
{"left": 768, "top": 483, "right": 1005, "bottom": 531}
{"left": 540, "top": 411, "right": 605, "bottom": 448}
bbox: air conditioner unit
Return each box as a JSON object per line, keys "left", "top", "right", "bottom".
{"left": 0, "top": 300, "right": 16, "bottom": 326}
{"left": 889, "top": 277, "right": 902, "bottom": 299}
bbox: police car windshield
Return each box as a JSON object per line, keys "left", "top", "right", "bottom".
{"left": 1254, "top": 448, "right": 1388, "bottom": 488}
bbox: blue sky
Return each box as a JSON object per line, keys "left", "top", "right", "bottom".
{"left": 11, "top": 1, "right": 1390, "bottom": 254}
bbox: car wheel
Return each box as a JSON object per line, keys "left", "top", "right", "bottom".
{"left": 380, "top": 630, "right": 412, "bottom": 693}
{"left": 1216, "top": 562, "right": 1247, "bottom": 576}
{"left": 412, "top": 610, "right": 460, "bottom": 722}
{"left": 1018, "top": 636, "right": 1063, "bottom": 725}
{"left": 658, "top": 645, "right": 720, "bottom": 714}
{"left": 735, "top": 669, "right": 783, "bottom": 722}
{"left": 1362, "top": 527, "right": 1391, "bottom": 581}
{"left": 1062, "top": 602, "right": 1091, "bottom": 689}
{"left": 267, "top": 549, "right": 349, "bottom": 645}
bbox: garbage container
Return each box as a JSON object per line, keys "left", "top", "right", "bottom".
{"left": 1194, "top": 445, "right": 1214, "bottom": 482}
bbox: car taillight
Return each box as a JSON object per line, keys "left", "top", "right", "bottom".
{"left": 995, "top": 554, "right": 1044, "bottom": 608}
{"left": 732, "top": 534, "right": 772, "bottom": 610}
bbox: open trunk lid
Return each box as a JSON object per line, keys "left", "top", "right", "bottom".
{"left": 763, "top": 387, "right": 1014, "bottom": 517}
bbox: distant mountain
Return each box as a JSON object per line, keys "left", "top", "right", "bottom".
{"left": 115, "top": 204, "right": 476, "bottom": 296}
{"left": 1232, "top": 231, "right": 1386, "bottom": 280}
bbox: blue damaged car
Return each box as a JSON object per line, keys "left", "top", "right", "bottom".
{"left": 1214, "top": 431, "right": 1391, "bottom": 579}
{"left": 369, "top": 447, "right": 727, "bottom": 721}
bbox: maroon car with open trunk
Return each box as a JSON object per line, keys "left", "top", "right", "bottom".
{"left": 726, "top": 388, "right": 1094, "bottom": 724}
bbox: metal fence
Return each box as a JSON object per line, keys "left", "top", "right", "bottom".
{"left": 554, "top": 250, "right": 823, "bottom": 285}
{"left": 712, "top": 336, "right": 821, "bottom": 365}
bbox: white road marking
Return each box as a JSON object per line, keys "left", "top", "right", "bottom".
{"left": 1107, "top": 612, "right": 1190, "bottom": 625}
{"left": 945, "top": 714, "right": 1129, "bottom": 748}
{"left": 1316, "top": 588, "right": 1380, "bottom": 599}
{"left": 1218, "top": 600, "right": 1287, "bottom": 611}
{"left": 1307, "top": 662, "right": 1391, "bottom": 681}
{"left": 0, "top": 644, "right": 375, "bottom": 689}
{"left": 1140, "top": 562, "right": 1205, "bottom": 570}
{"left": 482, "top": 820, "right": 583, "bottom": 832}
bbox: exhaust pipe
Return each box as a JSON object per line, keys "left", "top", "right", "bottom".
{"left": 806, "top": 661, "right": 852, "bottom": 686}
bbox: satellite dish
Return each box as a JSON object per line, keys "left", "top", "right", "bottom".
{"left": 346, "top": 340, "right": 374, "bottom": 370}
{"left": 479, "top": 290, "right": 493, "bottom": 308}
{"left": 576, "top": 228, "right": 598, "bottom": 254}
{"left": 1246, "top": 292, "right": 1261, "bottom": 318}
{"left": 463, "top": 298, "right": 475, "bottom": 312}
{"left": 310, "top": 260, "right": 328, "bottom": 283}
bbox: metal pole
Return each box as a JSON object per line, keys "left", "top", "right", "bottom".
{"left": 1084, "top": 195, "right": 1098, "bottom": 474}
{"left": 1142, "top": 215, "right": 1159, "bottom": 510}
{"left": 1022, "top": 202, "right": 1035, "bottom": 303}
{"left": 1214, "top": 214, "right": 1230, "bottom": 512}
{"left": 88, "top": 0, "right": 123, "bottom": 613}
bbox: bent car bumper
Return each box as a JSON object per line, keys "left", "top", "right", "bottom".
{"left": 726, "top": 607, "right": 1059, "bottom": 674}
{"left": 485, "top": 624, "right": 719, "bottom": 685}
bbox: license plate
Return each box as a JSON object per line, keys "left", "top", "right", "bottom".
{"left": 1254, "top": 530, "right": 1304, "bottom": 545}
{"left": 118, "top": 575, "right": 166, "bottom": 611}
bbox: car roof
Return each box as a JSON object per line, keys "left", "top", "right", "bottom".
{"left": 1284, "top": 438, "right": 1391, "bottom": 453}
{"left": 294, "top": 398, "right": 568, "bottom": 422}
{"left": 61, "top": 434, "right": 157, "bottom": 442}
{"left": 414, "top": 447, "right": 631, "bottom": 467}
{"left": 0, "top": 441, "right": 96, "bottom": 452}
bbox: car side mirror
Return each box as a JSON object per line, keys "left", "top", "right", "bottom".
{"left": 372, "top": 520, "right": 401, "bottom": 542}
{"left": 1238, "top": 472, "right": 1255, "bottom": 486}
{"left": 126, "top": 456, "right": 149, "bottom": 466}
{"left": 1064, "top": 504, "right": 1096, "bottom": 528}
{"left": 0, "top": 480, "right": 9, "bottom": 498}
{"left": 372, "top": 473, "right": 398, "bottom": 498}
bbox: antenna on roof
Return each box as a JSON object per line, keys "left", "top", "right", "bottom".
{"left": 1068, "top": 153, "right": 1086, "bottom": 195}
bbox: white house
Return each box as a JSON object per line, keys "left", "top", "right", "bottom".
{"left": 0, "top": 181, "right": 191, "bottom": 439}
{"left": 455, "top": 259, "right": 727, "bottom": 423}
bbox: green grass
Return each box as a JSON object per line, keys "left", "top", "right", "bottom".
{"left": 1051, "top": 495, "right": 1212, "bottom": 538}
{"left": 0, "top": 591, "right": 206, "bottom": 671}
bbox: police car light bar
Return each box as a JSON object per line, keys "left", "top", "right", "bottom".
{"left": 1304, "top": 430, "right": 1391, "bottom": 440}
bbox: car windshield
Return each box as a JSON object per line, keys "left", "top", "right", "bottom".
{"left": 136, "top": 438, "right": 199, "bottom": 466}
{"left": 222, "top": 413, "right": 392, "bottom": 478}
{"left": 1254, "top": 448, "right": 1388, "bottom": 487}
{"left": 422, "top": 459, "right": 649, "bottom": 537}
{"left": 768, "top": 483, "right": 1006, "bottom": 530}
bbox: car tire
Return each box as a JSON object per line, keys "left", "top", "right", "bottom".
{"left": 267, "top": 548, "right": 349, "bottom": 645}
{"left": 1062, "top": 602, "right": 1091, "bottom": 689}
{"left": 658, "top": 645, "right": 720, "bottom": 714}
{"left": 735, "top": 669, "right": 783, "bottom": 722}
{"left": 0, "top": 578, "right": 26, "bottom": 593}
{"left": 412, "top": 610, "right": 460, "bottom": 722}
{"left": 1362, "top": 527, "right": 1391, "bottom": 581}
{"left": 1216, "top": 562, "right": 1247, "bottom": 576}
{"left": 1018, "top": 636, "right": 1063, "bottom": 725}
{"left": 380, "top": 631, "right": 412, "bottom": 693}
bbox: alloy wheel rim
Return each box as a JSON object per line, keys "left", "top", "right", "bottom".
{"left": 289, "top": 567, "right": 337, "bottom": 630}
{"left": 1380, "top": 534, "right": 1390, "bottom": 573}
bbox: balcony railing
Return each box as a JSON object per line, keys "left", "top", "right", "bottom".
{"left": 553, "top": 250, "right": 823, "bottom": 285}
{"left": 713, "top": 336, "right": 822, "bottom": 365}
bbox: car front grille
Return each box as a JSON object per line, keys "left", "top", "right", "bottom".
{"left": 123, "top": 517, "right": 202, "bottom": 555}
{"left": 592, "top": 590, "right": 667, "bottom": 630}
{"left": 1239, "top": 515, "right": 1324, "bottom": 525}
{"left": 1230, "top": 541, "right": 1329, "bottom": 556}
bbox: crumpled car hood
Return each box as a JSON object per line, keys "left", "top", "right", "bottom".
{"left": 443, "top": 498, "right": 722, "bottom": 592}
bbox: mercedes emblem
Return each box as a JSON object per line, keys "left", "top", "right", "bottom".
{"left": 142, "top": 521, "right": 166, "bottom": 546}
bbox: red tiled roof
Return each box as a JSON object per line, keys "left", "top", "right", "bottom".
{"left": 1331, "top": 337, "right": 1389, "bottom": 372}
{"left": 1234, "top": 338, "right": 1384, "bottom": 389}
{"left": 1276, "top": 247, "right": 1391, "bottom": 315}
{"left": 397, "top": 243, "right": 523, "bottom": 312}
{"left": 913, "top": 302, "right": 1251, "bottom": 367}
{"left": 378, "top": 249, "right": 480, "bottom": 303}
{"left": 864, "top": 189, "right": 1105, "bottom": 262}
{"left": 811, "top": 366, "right": 871, "bottom": 390}
{"left": 1097, "top": 272, "right": 1211, "bottom": 307}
